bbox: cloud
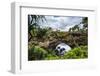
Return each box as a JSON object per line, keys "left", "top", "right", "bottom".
{"left": 40, "top": 16, "right": 83, "bottom": 31}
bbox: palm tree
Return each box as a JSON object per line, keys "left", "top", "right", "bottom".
{"left": 28, "top": 15, "right": 46, "bottom": 41}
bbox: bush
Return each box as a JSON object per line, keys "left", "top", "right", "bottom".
{"left": 64, "top": 46, "right": 88, "bottom": 59}
{"left": 28, "top": 45, "right": 88, "bottom": 60}
{"left": 45, "top": 46, "right": 88, "bottom": 60}
{"left": 28, "top": 46, "right": 48, "bottom": 60}
{"left": 45, "top": 54, "right": 59, "bottom": 60}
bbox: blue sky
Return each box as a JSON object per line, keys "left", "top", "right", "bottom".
{"left": 39, "top": 15, "right": 83, "bottom": 31}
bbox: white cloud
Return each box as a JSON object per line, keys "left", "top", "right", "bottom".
{"left": 40, "top": 16, "right": 83, "bottom": 31}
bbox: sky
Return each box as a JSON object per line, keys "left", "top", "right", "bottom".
{"left": 30, "top": 15, "right": 84, "bottom": 31}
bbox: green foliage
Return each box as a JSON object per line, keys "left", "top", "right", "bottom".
{"left": 28, "top": 46, "right": 48, "bottom": 60}
{"left": 45, "top": 46, "right": 88, "bottom": 60}
{"left": 45, "top": 54, "right": 59, "bottom": 60}
{"left": 64, "top": 46, "right": 88, "bottom": 59}
{"left": 28, "top": 46, "right": 88, "bottom": 60}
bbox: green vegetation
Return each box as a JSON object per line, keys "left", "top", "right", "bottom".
{"left": 28, "top": 45, "right": 88, "bottom": 60}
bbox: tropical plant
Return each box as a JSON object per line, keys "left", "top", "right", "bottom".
{"left": 28, "top": 15, "right": 46, "bottom": 41}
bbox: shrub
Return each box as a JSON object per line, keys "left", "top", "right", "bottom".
{"left": 64, "top": 46, "right": 88, "bottom": 59}
{"left": 28, "top": 45, "right": 88, "bottom": 60}
{"left": 45, "top": 54, "right": 59, "bottom": 60}
{"left": 28, "top": 46, "right": 48, "bottom": 60}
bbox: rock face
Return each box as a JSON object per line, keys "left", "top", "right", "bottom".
{"left": 55, "top": 43, "right": 71, "bottom": 56}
